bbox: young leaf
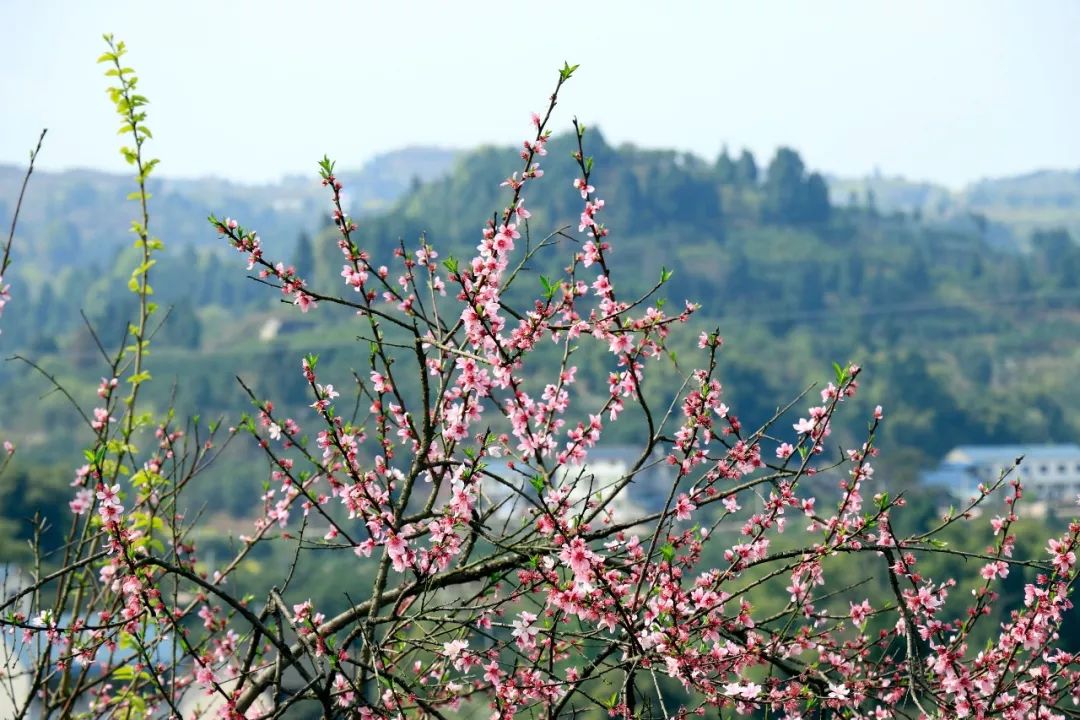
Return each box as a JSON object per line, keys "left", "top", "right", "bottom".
{"left": 832, "top": 361, "right": 846, "bottom": 385}
{"left": 529, "top": 474, "right": 546, "bottom": 494}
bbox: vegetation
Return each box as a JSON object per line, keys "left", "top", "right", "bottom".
{"left": 2, "top": 37, "right": 1080, "bottom": 720}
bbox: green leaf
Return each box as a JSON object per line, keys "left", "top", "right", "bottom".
{"left": 559, "top": 61, "right": 580, "bottom": 81}
{"left": 127, "top": 370, "right": 152, "bottom": 385}
{"left": 118, "top": 631, "right": 137, "bottom": 650}
{"left": 539, "top": 275, "right": 557, "bottom": 300}
{"left": 660, "top": 267, "right": 673, "bottom": 283}
{"left": 529, "top": 474, "right": 546, "bottom": 493}
{"left": 113, "top": 665, "right": 136, "bottom": 681}
{"left": 832, "top": 361, "right": 847, "bottom": 385}
{"left": 660, "top": 544, "right": 675, "bottom": 563}
{"left": 442, "top": 256, "right": 459, "bottom": 275}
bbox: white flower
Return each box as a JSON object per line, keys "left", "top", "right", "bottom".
{"left": 723, "top": 682, "right": 761, "bottom": 700}
{"left": 443, "top": 639, "right": 468, "bottom": 659}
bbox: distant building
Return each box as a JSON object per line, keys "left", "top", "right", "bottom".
{"left": 922, "top": 444, "right": 1080, "bottom": 509}
{"left": 1, "top": 565, "right": 32, "bottom": 717}
{"left": 0, "top": 564, "right": 31, "bottom": 614}
{"left": 485, "top": 445, "right": 674, "bottom": 525}
{"left": 557, "top": 446, "right": 673, "bottom": 518}
{"left": 258, "top": 316, "right": 316, "bottom": 341}
{"left": 178, "top": 677, "right": 273, "bottom": 719}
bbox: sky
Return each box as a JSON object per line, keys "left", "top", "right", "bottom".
{"left": 1, "top": 1, "right": 1077, "bottom": 188}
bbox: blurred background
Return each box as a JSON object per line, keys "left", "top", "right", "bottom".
{"left": 1, "top": 1, "right": 1079, "bottom": 603}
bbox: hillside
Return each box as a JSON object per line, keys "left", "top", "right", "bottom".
{"left": 0, "top": 145, "right": 459, "bottom": 269}
{"left": 828, "top": 168, "right": 1080, "bottom": 250}
{"left": 3, "top": 135, "right": 1080, "bottom": 533}
{"left": 362, "top": 134, "right": 1080, "bottom": 475}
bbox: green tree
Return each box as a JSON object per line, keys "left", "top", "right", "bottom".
{"left": 715, "top": 147, "right": 736, "bottom": 185}
{"left": 734, "top": 149, "right": 758, "bottom": 186}
{"left": 159, "top": 297, "right": 202, "bottom": 349}
{"left": 1031, "top": 228, "right": 1076, "bottom": 288}
{"left": 760, "top": 148, "right": 828, "bottom": 224}
{"left": 292, "top": 231, "right": 315, "bottom": 275}
{"left": 865, "top": 187, "right": 878, "bottom": 217}
{"left": 804, "top": 172, "right": 831, "bottom": 223}
{"left": 762, "top": 147, "right": 806, "bottom": 223}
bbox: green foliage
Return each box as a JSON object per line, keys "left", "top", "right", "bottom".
{"left": 762, "top": 147, "right": 830, "bottom": 223}
{"left": 734, "top": 148, "right": 758, "bottom": 186}
{"left": 6, "top": 85, "right": 1080, "bottom": 553}
{"left": 0, "top": 459, "right": 74, "bottom": 560}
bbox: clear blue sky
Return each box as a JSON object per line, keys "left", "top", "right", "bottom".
{"left": 1, "top": 1, "right": 1076, "bottom": 187}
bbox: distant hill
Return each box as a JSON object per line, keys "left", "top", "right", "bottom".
{"left": 6, "top": 142, "right": 1077, "bottom": 268}
{"left": 828, "top": 169, "right": 1080, "bottom": 250}
{"left": 5, "top": 135, "right": 1080, "bottom": 499}
{"left": 357, "top": 135, "right": 1080, "bottom": 478}
{"left": 0, "top": 146, "right": 459, "bottom": 269}
{"left": 338, "top": 146, "right": 459, "bottom": 211}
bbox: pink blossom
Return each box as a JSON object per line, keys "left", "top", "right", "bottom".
{"left": 572, "top": 178, "right": 595, "bottom": 198}
{"left": 69, "top": 488, "right": 93, "bottom": 515}
{"left": 674, "top": 493, "right": 696, "bottom": 521}
{"left": 559, "top": 537, "right": 599, "bottom": 582}
{"left": 850, "top": 599, "right": 872, "bottom": 625}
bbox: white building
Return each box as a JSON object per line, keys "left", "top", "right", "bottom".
{"left": 556, "top": 446, "right": 673, "bottom": 520}
{"left": 485, "top": 446, "right": 674, "bottom": 525}
{"left": 922, "top": 444, "right": 1080, "bottom": 507}
{"left": 1, "top": 565, "right": 32, "bottom": 718}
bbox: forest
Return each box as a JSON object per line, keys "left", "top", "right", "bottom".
{"left": 4, "top": 133, "right": 1080, "bottom": 529}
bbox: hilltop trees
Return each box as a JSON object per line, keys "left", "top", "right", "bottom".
{"left": 763, "top": 146, "right": 831, "bottom": 223}
{"left": 735, "top": 147, "right": 758, "bottom": 186}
